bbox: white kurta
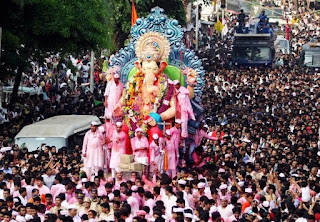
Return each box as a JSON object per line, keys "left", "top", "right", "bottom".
{"left": 82, "top": 130, "right": 104, "bottom": 169}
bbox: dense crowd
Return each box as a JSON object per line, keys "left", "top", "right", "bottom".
{"left": 0, "top": 0, "right": 320, "bottom": 221}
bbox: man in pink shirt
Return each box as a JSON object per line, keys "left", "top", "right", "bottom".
{"left": 130, "top": 128, "right": 149, "bottom": 162}
{"left": 114, "top": 169, "right": 126, "bottom": 190}
{"left": 82, "top": 121, "right": 104, "bottom": 178}
{"left": 110, "top": 122, "right": 127, "bottom": 178}
{"left": 173, "top": 80, "right": 195, "bottom": 138}
{"left": 35, "top": 177, "right": 50, "bottom": 196}
{"left": 50, "top": 176, "right": 66, "bottom": 202}
{"left": 194, "top": 122, "right": 218, "bottom": 147}
{"left": 143, "top": 191, "right": 155, "bottom": 216}
{"left": 170, "top": 119, "right": 182, "bottom": 150}
{"left": 104, "top": 73, "right": 123, "bottom": 118}
{"left": 164, "top": 130, "right": 178, "bottom": 178}
{"left": 93, "top": 176, "right": 107, "bottom": 197}
{"left": 125, "top": 189, "right": 139, "bottom": 216}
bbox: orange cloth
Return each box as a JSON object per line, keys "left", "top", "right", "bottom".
{"left": 241, "top": 200, "right": 251, "bottom": 213}
{"left": 122, "top": 124, "right": 132, "bottom": 154}
{"left": 164, "top": 149, "right": 168, "bottom": 171}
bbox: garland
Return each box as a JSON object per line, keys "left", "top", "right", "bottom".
{"left": 122, "top": 72, "right": 169, "bottom": 137}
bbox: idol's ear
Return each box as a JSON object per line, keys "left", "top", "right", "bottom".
{"left": 159, "top": 61, "right": 168, "bottom": 73}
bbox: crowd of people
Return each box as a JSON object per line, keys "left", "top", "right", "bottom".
{"left": 0, "top": 0, "right": 320, "bottom": 221}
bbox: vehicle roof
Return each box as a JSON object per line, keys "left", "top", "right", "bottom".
{"left": 15, "top": 115, "right": 100, "bottom": 139}
{"left": 234, "top": 33, "right": 271, "bottom": 37}
{"left": 3, "top": 86, "right": 38, "bottom": 95}
{"left": 302, "top": 43, "right": 320, "bottom": 52}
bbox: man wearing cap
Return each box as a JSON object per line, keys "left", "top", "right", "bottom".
{"left": 173, "top": 80, "right": 196, "bottom": 138}
{"left": 82, "top": 121, "right": 104, "bottom": 178}
{"left": 177, "top": 179, "right": 190, "bottom": 208}
{"left": 109, "top": 122, "right": 127, "bottom": 178}
{"left": 217, "top": 196, "right": 234, "bottom": 221}
{"left": 164, "top": 129, "right": 178, "bottom": 178}
{"left": 136, "top": 210, "right": 147, "bottom": 219}
{"left": 104, "top": 71, "right": 123, "bottom": 118}
{"left": 194, "top": 182, "right": 211, "bottom": 200}
{"left": 218, "top": 184, "right": 231, "bottom": 203}
{"left": 75, "top": 194, "right": 85, "bottom": 212}
{"left": 149, "top": 134, "right": 165, "bottom": 174}
{"left": 131, "top": 128, "right": 149, "bottom": 162}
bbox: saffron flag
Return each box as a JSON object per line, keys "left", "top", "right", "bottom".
{"left": 131, "top": 0, "right": 138, "bottom": 26}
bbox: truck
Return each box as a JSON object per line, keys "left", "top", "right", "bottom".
{"left": 300, "top": 38, "right": 320, "bottom": 68}
{"left": 232, "top": 33, "right": 274, "bottom": 66}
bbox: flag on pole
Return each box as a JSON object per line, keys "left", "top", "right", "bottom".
{"left": 214, "top": 20, "right": 224, "bottom": 33}
{"left": 285, "top": 18, "right": 290, "bottom": 40}
{"left": 94, "top": 100, "right": 102, "bottom": 106}
{"left": 131, "top": 0, "right": 138, "bottom": 27}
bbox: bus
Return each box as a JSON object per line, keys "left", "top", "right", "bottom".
{"left": 232, "top": 33, "right": 274, "bottom": 66}
{"left": 300, "top": 39, "right": 320, "bottom": 68}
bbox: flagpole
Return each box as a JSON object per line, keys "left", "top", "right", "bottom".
{"left": 221, "top": 8, "right": 225, "bottom": 40}
{"left": 195, "top": 0, "right": 199, "bottom": 51}
{"left": 90, "top": 50, "right": 94, "bottom": 93}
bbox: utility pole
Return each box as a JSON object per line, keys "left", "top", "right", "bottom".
{"left": 90, "top": 50, "right": 94, "bottom": 93}
{"left": 195, "top": 0, "right": 199, "bottom": 51}
{"left": 0, "top": 27, "right": 3, "bottom": 108}
{"left": 0, "top": 27, "right": 2, "bottom": 60}
{"left": 221, "top": 0, "right": 226, "bottom": 40}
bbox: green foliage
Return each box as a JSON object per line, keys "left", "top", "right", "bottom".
{"left": 1, "top": 0, "right": 114, "bottom": 78}
{"left": 25, "top": 0, "right": 114, "bottom": 52}
{"left": 1, "top": 0, "right": 115, "bottom": 107}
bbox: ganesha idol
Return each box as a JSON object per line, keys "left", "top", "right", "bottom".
{"left": 111, "top": 32, "right": 198, "bottom": 136}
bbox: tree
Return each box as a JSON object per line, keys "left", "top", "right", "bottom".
{"left": 107, "top": 0, "right": 187, "bottom": 49}
{"left": 1, "top": 0, "right": 114, "bottom": 108}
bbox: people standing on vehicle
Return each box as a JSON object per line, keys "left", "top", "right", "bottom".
{"left": 104, "top": 72, "right": 123, "bottom": 120}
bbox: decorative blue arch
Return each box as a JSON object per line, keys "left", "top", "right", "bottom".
{"left": 109, "top": 7, "right": 205, "bottom": 97}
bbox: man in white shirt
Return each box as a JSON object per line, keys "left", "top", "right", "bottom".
{"left": 42, "top": 168, "right": 55, "bottom": 188}
{"left": 217, "top": 196, "right": 234, "bottom": 221}
{"left": 163, "top": 186, "right": 177, "bottom": 218}
{"left": 16, "top": 206, "right": 26, "bottom": 222}
{"left": 24, "top": 177, "right": 34, "bottom": 201}
{"left": 177, "top": 179, "right": 190, "bottom": 208}
{"left": 16, "top": 188, "right": 28, "bottom": 206}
